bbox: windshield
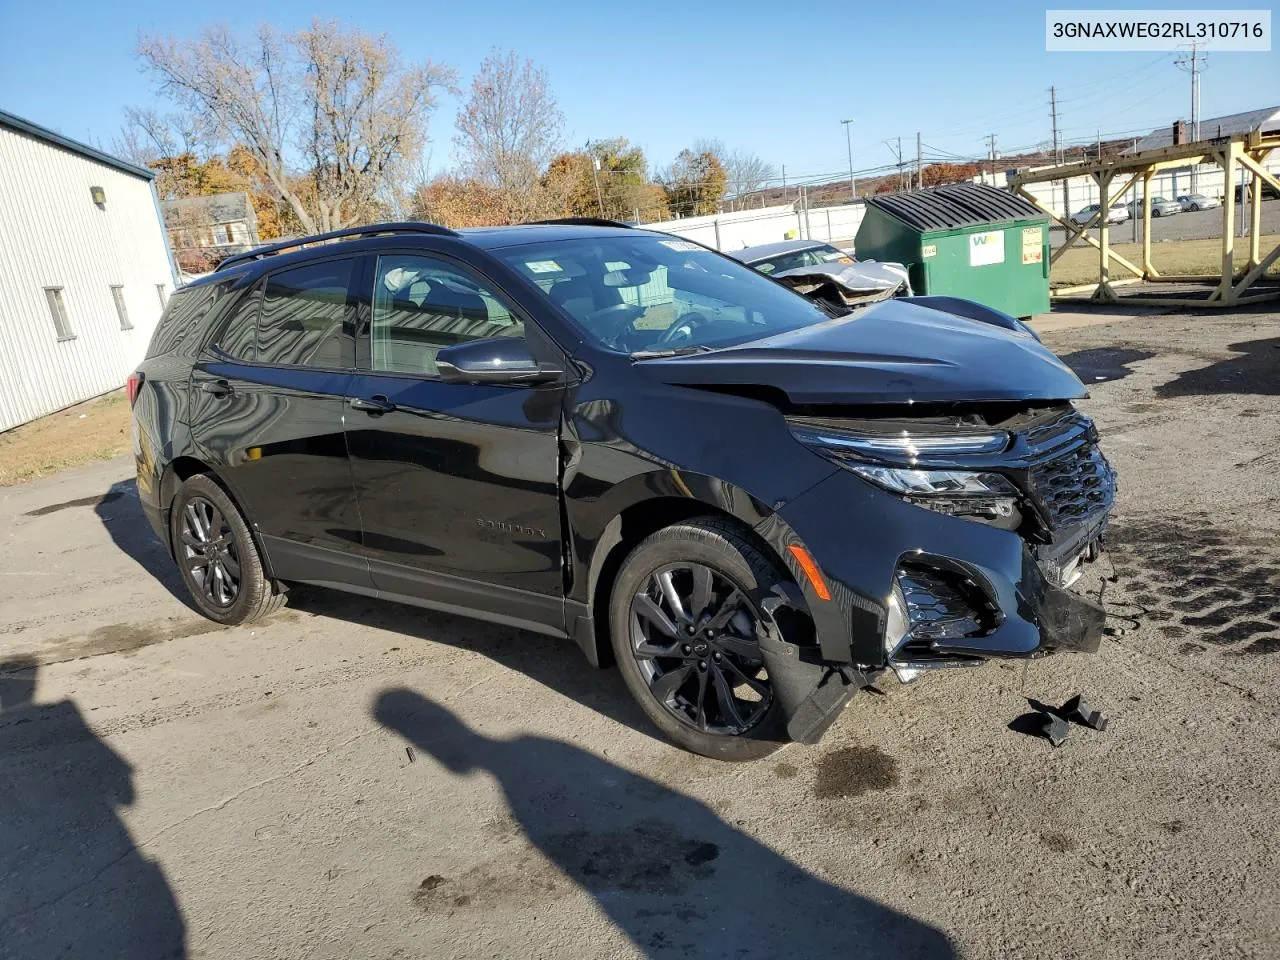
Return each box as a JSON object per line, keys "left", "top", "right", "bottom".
{"left": 752, "top": 244, "right": 851, "bottom": 275}
{"left": 497, "top": 234, "right": 833, "bottom": 355}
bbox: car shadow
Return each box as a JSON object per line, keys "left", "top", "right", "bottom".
{"left": 1056, "top": 347, "right": 1156, "bottom": 384}
{"left": 92, "top": 478, "right": 192, "bottom": 608}
{"left": 1155, "top": 337, "right": 1280, "bottom": 398}
{"left": 289, "top": 584, "right": 658, "bottom": 744}
{"left": 88, "top": 482, "right": 657, "bottom": 742}
{"left": 373, "top": 688, "right": 957, "bottom": 960}
{"left": 0, "top": 657, "right": 187, "bottom": 958}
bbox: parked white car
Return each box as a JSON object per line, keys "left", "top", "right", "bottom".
{"left": 1126, "top": 196, "right": 1182, "bottom": 217}
{"left": 1070, "top": 203, "right": 1129, "bottom": 226}
{"left": 1176, "top": 193, "right": 1220, "bottom": 211}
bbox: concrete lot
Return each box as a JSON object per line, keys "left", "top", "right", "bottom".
{"left": 2, "top": 307, "right": 1279, "bottom": 959}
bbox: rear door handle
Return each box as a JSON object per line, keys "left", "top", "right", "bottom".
{"left": 349, "top": 395, "right": 396, "bottom": 414}
{"left": 200, "top": 379, "right": 233, "bottom": 398}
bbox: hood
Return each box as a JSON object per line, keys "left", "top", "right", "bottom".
{"left": 638, "top": 298, "right": 1085, "bottom": 406}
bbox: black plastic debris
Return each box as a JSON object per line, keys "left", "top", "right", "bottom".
{"left": 1039, "top": 711, "right": 1071, "bottom": 748}
{"left": 1009, "top": 693, "right": 1109, "bottom": 748}
{"left": 1060, "top": 694, "right": 1109, "bottom": 731}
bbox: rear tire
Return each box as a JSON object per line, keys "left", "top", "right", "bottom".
{"left": 609, "top": 518, "right": 791, "bottom": 761}
{"left": 170, "top": 474, "right": 285, "bottom": 625}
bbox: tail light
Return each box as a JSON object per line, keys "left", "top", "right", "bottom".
{"left": 126, "top": 371, "right": 144, "bottom": 407}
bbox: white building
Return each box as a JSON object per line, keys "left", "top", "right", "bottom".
{"left": 0, "top": 109, "right": 176, "bottom": 432}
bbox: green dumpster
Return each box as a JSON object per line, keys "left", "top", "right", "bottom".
{"left": 855, "top": 183, "right": 1050, "bottom": 319}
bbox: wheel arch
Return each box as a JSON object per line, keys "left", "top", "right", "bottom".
{"left": 575, "top": 480, "right": 803, "bottom": 669}
{"left": 158, "top": 456, "right": 278, "bottom": 580}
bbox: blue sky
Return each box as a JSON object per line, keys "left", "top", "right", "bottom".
{"left": 1, "top": 0, "right": 1275, "bottom": 184}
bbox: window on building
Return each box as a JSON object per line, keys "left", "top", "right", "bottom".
{"left": 371, "top": 254, "right": 523, "bottom": 376}
{"left": 44, "top": 287, "right": 74, "bottom": 341}
{"left": 110, "top": 285, "right": 132, "bottom": 330}
{"left": 257, "top": 259, "right": 357, "bottom": 368}
{"left": 214, "top": 224, "right": 232, "bottom": 245}
{"left": 156, "top": 284, "right": 168, "bottom": 308}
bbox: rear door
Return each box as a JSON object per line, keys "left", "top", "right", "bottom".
{"left": 189, "top": 255, "right": 370, "bottom": 589}
{"left": 344, "top": 249, "right": 566, "bottom": 633}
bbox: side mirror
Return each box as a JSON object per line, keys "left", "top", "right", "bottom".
{"left": 436, "top": 337, "right": 565, "bottom": 386}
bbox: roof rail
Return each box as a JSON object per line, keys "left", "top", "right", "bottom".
{"left": 215, "top": 221, "right": 458, "bottom": 272}
{"left": 528, "top": 217, "right": 635, "bottom": 229}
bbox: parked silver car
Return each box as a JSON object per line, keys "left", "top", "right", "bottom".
{"left": 1070, "top": 203, "right": 1129, "bottom": 225}
{"left": 1176, "top": 193, "right": 1219, "bottom": 212}
{"left": 1127, "top": 196, "right": 1181, "bottom": 217}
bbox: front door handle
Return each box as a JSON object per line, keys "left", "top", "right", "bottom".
{"left": 200, "top": 379, "right": 233, "bottom": 398}
{"left": 349, "top": 395, "right": 396, "bottom": 414}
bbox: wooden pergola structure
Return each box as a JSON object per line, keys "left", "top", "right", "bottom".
{"left": 1009, "top": 130, "right": 1280, "bottom": 307}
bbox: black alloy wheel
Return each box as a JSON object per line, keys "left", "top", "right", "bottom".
{"left": 179, "top": 496, "right": 240, "bottom": 607}
{"left": 169, "top": 473, "right": 286, "bottom": 625}
{"left": 629, "top": 562, "right": 774, "bottom": 735}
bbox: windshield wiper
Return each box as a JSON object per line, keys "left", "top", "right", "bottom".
{"left": 631, "top": 345, "right": 717, "bottom": 358}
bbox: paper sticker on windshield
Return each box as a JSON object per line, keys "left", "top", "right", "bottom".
{"left": 660, "top": 239, "right": 701, "bottom": 252}
{"left": 526, "top": 260, "right": 562, "bottom": 274}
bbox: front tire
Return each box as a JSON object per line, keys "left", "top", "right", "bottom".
{"left": 170, "top": 474, "right": 285, "bottom": 625}
{"left": 609, "top": 518, "right": 791, "bottom": 761}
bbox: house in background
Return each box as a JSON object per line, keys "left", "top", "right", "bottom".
{"left": 161, "top": 191, "right": 261, "bottom": 273}
{"left": 0, "top": 108, "right": 176, "bottom": 433}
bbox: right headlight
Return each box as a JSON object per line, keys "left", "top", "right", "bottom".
{"left": 789, "top": 425, "right": 1022, "bottom": 525}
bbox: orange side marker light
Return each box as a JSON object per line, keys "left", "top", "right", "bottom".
{"left": 787, "top": 544, "right": 832, "bottom": 602}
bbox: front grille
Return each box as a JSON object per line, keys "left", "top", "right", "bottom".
{"left": 1029, "top": 445, "right": 1111, "bottom": 529}
{"left": 1028, "top": 443, "right": 1116, "bottom": 529}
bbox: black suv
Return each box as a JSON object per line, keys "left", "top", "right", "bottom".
{"left": 131, "top": 219, "right": 1114, "bottom": 760}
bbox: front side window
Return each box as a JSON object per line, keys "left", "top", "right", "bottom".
{"left": 498, "top": 235, "right": 832, "bottom": 355}
{"left": 371, "top": 254, "right": 523, "bottom": 376}
{"left": 257, "top": 259, "right": 357, "bottom": 368}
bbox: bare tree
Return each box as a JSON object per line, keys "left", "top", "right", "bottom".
{"left": 137, "top": 21, "right": 454, "bottom": 234}
{"left": 114, "top": 107, "right": 213, "bottom": 168}
{"left": 692, "top": 138, "right": 776, "bottom": 209}
{"left": 454, "top": 49, "right": 564, "bottom": 222}
{"left": 725, "top": 149, "right": 777, "bottom": 202}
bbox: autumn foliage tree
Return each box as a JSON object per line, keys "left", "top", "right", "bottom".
{"left": 660, "top": 149, "right": 728, "bottom": 217}
{"left": 136, "top": 21, "right": 454, "bottom": 234}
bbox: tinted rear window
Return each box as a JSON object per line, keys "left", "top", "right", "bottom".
{"left": 257, "top": 260, "right": 357, "bottom": 368}
{"left": 145, "top": 283, "right": 224, "bottom": 358}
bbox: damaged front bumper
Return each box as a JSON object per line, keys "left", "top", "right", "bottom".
{"left": 752, "top": 467, "right": 1112, "bottom": 744}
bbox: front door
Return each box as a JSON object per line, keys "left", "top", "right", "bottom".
{"left": 189, "top": 256, "right": 370, "bottom": 589}
{"left": 344, "top": 251, "right": 566, "bottom": 633}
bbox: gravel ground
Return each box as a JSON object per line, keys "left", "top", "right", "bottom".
{"left": 1, "top": 307, "right": 1278, "bottom": 960}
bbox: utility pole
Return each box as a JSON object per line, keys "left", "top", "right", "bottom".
{"left": 916, "top": 132, "right": 923, "bottom": 190}
{"left": 984, "top": 133, "right": 998, "bottom": 183}
{"left": 1048, "top": 85, "right": 1061, "bottom": 163}
{"left": 1175, "top": 42, "right": 1207, "bottom": 190}
{"left": 884, "top": 138, "right": 904, "bottom": 192}
{"left": 590, "top": 154, "right": 606, "bottom": 217}
{"left": 1132, "top": 139, "right": 1139, "bottom": 243}
{"left": 841, "top": 119, "right": 856, "bottom": 200}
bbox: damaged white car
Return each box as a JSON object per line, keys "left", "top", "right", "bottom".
{"left": 729, "top": 239, "right": 911, "bottom": 312}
